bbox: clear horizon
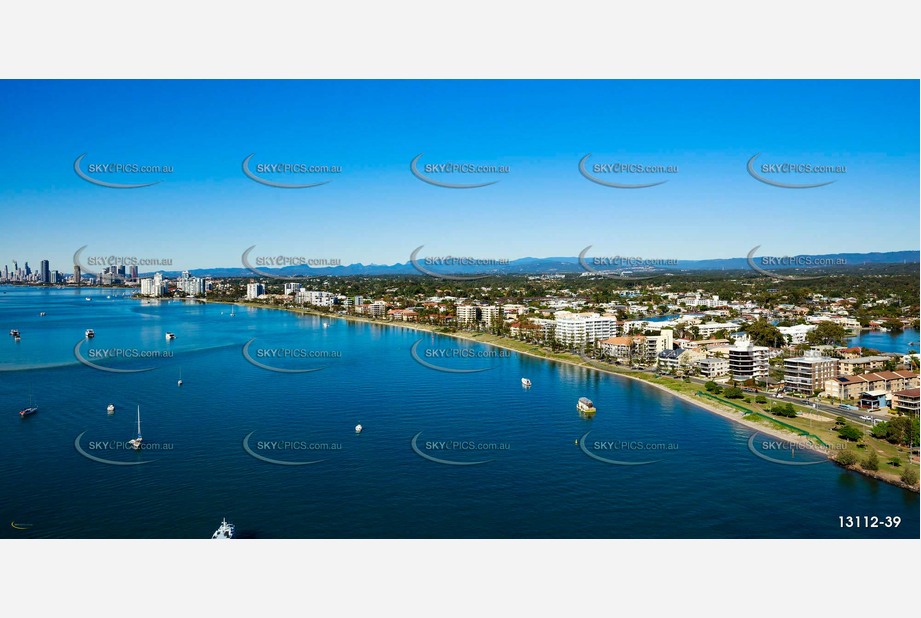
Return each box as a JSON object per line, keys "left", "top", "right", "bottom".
{"left": 1, "top": 80, "right": 918, "bottom": 270}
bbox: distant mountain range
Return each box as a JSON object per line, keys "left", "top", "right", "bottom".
{"left": 143, "top": 250, "right": 920, "bottom": 278}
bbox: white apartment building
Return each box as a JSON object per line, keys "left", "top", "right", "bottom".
{"left": 295, "top": 290, "right": 334, "bottom": 306}
{"left": 729, "top": 338, "right": 770, "bottom": 382}
{"left": 783, "top": 350, "right": 838, "bottom": 395}
{"left": 456, "top": 305, "right": 479, "bottom": 325}
{"left": 284, "top": 282, "right": 302, "bottom": 295}
{"left": 480, "top": 306, "right": 500, "bottom": 326}
{"left": 695, "top": 322, "right": 740, "bottom": 338}
{"left": 140, "top": 273, "right": 168, "bottom": 297}
{"left": 777, "top": 324, "right": 816, "bottom": 345}
{"left": 246, "top": 283, "right": 266, "bottom": 299}
{"left": 697, "top": 357, "right": 730, "bottom": 378}
{"left": 553, "top": 311, "right": 619, "bottom": 346}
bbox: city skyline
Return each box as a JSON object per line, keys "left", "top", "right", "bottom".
{"left": 0, "top": 80, "right": 918, "bottom": 270}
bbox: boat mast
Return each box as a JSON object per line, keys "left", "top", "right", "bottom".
{"left": 136, "top": 405, "right": 142, "bottom": 438}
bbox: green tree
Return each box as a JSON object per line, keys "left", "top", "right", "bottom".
{"left": 900, "top": 467, "right": 919, "bottom": 485}
{"left": 861, "top": 449, "right": 879, "bottom": 471}
{"left": 870, "top": 421, "right": 890, "bottom": 440}
{"left": 835, "top": 450, "right": 858, "bottom": 466}
{"left": 837, "top": 424, "right": 863, "bottom": 442}
{"left": 723, "top": 386, "right": 744, "bottom": 399}
{"left": 806, "top": 321, "right": 849, "bottom": 346}
{"left": 755, "top": 395, "right": 767, "bottom": 404}
{"left": 744, "top": 319, "right": 785, "bottom": 348}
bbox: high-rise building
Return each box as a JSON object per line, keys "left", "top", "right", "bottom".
{"left": 73, "top": 265, "right": 82, "bottom": 284}
{"left": 783, "top": 351, "right": 838, "bottom": 395}
{"left": 729, "top": 339, "right": 770, "bottom": 382}
{"left": 129, "top": 265, "right": 138, "bottom": 280}
{"left": 39, "top": 260, "right": 50, "bottom": 283}
{"left": 246, "top": 283, "right": 266, "bottom": 299}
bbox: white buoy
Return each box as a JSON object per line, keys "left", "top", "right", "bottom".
{"left": 355, "top": 424, "right": 363, "bottom": 434}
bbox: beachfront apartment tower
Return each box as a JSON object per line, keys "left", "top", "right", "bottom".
{"left": 456, "top": 305, "right": 479, "bottom": 325}
{"left": 783, "top": 351, "right": 838, "bottom": 395}
{"left": 246, "top": 283, "right": 266, "bottom": 299}
{"left": 553, "top": 311, "right": 618, "bottom": 347}
{"left": 729, "top": 339, "right": 770, "bottom": 383}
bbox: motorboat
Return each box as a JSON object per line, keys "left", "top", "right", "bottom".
{"left": 577, "top": 397, "right": 596, "bottom": 414}
{"left": 212, "top": 518, "right": 235, "bottom": 539}
{"left": 85, "top": 329, "right": 95, "bottom": 338}
{"left": 521, "top": 378, "right": 532, "bottom": 387}
{"left": 165, "top": 332, "right": 176, "bottom": 340}
{"left": 107, "top": 403, "right": 115, "bottom": 413}
{"left": 355, "top": 423, "right": 363, "bottom": 434}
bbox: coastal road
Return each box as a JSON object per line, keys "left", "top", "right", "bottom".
{"left": 576, "top": 353, "right": 880, "bottom": 428}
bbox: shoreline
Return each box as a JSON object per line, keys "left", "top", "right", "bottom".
{"left": 210, "top": 299, "right": 919, "bottom": 493}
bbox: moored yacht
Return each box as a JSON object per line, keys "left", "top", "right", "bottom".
{"left": 577, "top": 397, "right": 596, "bottom": 414}
{"left": 212, "top": 518, "right": 234, "bottom": 539}
{"left": 85, "top": 329, "right": 95, "bottom": 338}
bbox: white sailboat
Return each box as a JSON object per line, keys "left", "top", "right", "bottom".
{"left": 178, "top": 367, "right": 183, "bottom": 387}
{"left": 127, "top": 405, "right": 143, "bottom": 450}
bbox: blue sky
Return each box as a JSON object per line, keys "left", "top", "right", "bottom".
{"left": 0, "top": 80, "right": 917, "bottom": 272}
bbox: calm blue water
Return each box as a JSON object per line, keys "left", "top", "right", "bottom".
{"left": 848, "top": 329, "right": 919, "bottom": 354}
{"left": 1, "top": 286, "right": 917, "bottom": 538}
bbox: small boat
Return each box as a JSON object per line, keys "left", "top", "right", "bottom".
{"left": 165, "top": 332, "right": 176, "bottom": 340}
{"left": 107, "top": 404, "right": 115, "bottom": 413}
{"left": 177, "top": 368, "right": 183, "bottom": 387}
{"left": 9, "top": 329, "right": 19, "bottom": 337}
{"left": 39, "top": 312, "right": 46, "bottom": 317}
{"left": 521, "top": 378, "right": 532, "bottom": 387}
{"left": 13, "top": 334, "right": 20, "bottom": 342}
{"left": 212, "top": 518, "right": 234, "bottom": 539}
{"left": 127, "top": 405, "right": 143, "bottom": 450}
{"left": 355, "top": 423, "right": 363, "bottom": 434}
{"left": 19, "top": 406, "right": 37, "bottom": 417}
{"left": 577, "top": 397, "right": 596, "bottom": 414}
{"left": 85, "top": 297, "right": 91, "bottom": 301}
{"left": 85, "top": 329, "right": 95, "bottom": 338}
